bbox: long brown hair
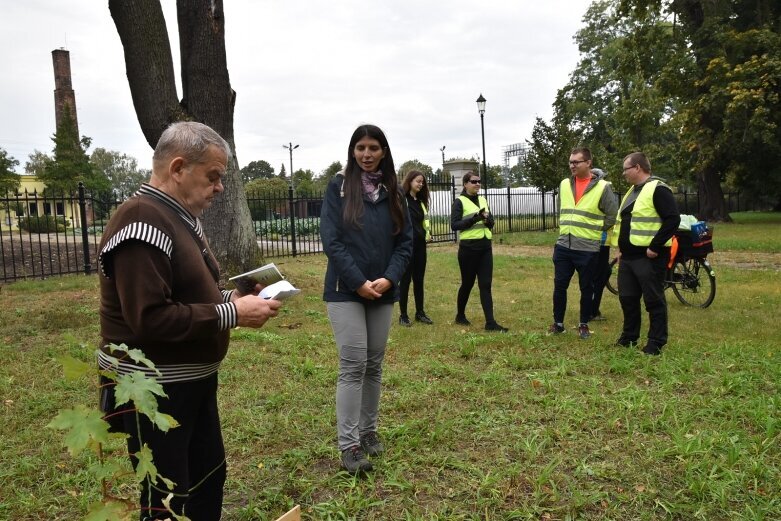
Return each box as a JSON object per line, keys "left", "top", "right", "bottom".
{"left": 342, "top": 125, "right": 404, "bottom": 234}
{"left": 402, "top": 170, "right": 430, "bottom": 209}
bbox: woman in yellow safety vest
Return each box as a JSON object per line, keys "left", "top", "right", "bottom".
{"left": 399, "top": 170, "right": 433, "bottom": 326}
{"left": 449, "top": 171, "right": 508, "bottom": 332}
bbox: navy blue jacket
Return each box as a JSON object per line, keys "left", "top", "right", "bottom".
{"left": 320, "top": 174, "right": 413, "bottom": 304}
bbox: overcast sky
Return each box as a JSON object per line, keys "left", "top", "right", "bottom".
{"left": 1, "top": 1, "right": 593, "bottom": 176}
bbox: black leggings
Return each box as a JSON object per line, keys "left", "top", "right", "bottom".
{"left": 399, "top": 239, "right": 427, "bottom": 316}
{"left": 456, "top": 244, "right": 495, "bottom": 324}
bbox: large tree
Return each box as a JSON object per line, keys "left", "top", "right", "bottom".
{"left": 38, "top": 106, "right": 109, "bottom": 194}
{"left": 90, "top": 148, "right": 149, "bottom": 199}
{"left": 240, "top": 159, "right": 275, "bottom": 183}
{"left": 397, "top": 159, "right": 434, "bottom": 180}
{"left": 313, "top": 160, "right": 342, "bottom": 192}
{"left": 109, "top": 0, "right": 259, "bottom": 273}
{"left": 553, "top": 0, "right": 682, "bottom": 192}
{"left": 0, "top": 148, "right": 21, "bottom": 193}
{"left": 619, "top": 0, "right": 781, "bottom": 217}
{"left": 521, "top": 117, "right": 580, "bottom": 192}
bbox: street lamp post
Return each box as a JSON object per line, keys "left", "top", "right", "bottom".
{"left": 283, "top": 142, "right": 299, "bottom": 190}
{"left": 282, "top": 142, "right": 300, "bottom": 257}
{"left": 476, "top": 94, "right": 487, "bottom": 194}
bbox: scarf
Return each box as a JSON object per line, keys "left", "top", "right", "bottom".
{"left": 361, "top": 170, "right": 383, "bottom": 195}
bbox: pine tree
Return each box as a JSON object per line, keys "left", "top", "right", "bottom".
{"left": 39, "top": 105, "right": 109, "bottom": 194}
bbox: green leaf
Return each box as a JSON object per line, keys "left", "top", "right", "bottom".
{"left": 88, "top": 458, "right": 125, "bottom": 482}
{"left": 84, "top": 500, "right": 130, "bottom": 521}
{"left": 57, "top": 355, "right": 92, "bottom": 380}
{"left": 102, "top": 343, "right": 161, "bottom": 376}
{"left": 113, "top": 372, "right": 179, "bottom": 431}
{"left": 134, "top": 443, "right": 177, "bottom": 491}
{"left": 47, "top": 405, "right": 112, "bottom": 456}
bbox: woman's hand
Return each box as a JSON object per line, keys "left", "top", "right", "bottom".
{"left": 369, "top": 278, "right": 392, "bottom": 295}
{"left": 357, "top": 280, "right": 383, "bottom": 300}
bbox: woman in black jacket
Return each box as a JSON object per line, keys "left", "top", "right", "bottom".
{"left": 320, "top": 124, "right": 412, "bottom": 473}
{"left": 398, "top": 170, "right": 433, "bottom": 326}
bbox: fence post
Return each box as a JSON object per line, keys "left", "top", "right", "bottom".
{"left": 451, "top": 177, "right": 458, "bottom": 243}
{"left": 506, "top": 185, "right": 512, "bottom": 232}
{"left": 78, "top": 182, "right": 92, "bottom": 275}
{"left": 288, "top": 186, "right": 298, "bottom": 257}
{"left": 541, "top": 190, "right": 546, "bottom": 232}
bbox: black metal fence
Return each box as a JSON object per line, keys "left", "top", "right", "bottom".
{"left": 0, "top": 182, "right": 766, "bottom": 283}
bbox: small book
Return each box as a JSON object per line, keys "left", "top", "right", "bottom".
{"left": 229, "top": 263, "right": 284, "bottom": 293}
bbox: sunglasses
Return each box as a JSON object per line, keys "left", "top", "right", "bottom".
{"left": 467, "top": 179, "right": 481, "bottom": 184}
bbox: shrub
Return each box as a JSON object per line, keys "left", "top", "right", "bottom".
{"left": 18, "top": 215, "right": 68, "bottom": 233}
{"left": 253, "top": 217, "right": 320, "bottom": 237}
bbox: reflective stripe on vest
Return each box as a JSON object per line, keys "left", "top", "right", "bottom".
{"left": 615, "top": 179, "right": 672, "bottom": 247}
{"left": 559, "top": 178, "right": 608, "bottom": 241}
{"left": 421, "top": 202, "right": 431, "bottom": 241}
{"left": 458, "top": 195, "right": 492, "bottom": 240}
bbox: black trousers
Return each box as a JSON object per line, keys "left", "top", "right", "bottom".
{"left": 591, "top": 245, "right": 612, "bottom": 316}
{"left": 118, "top": 373, "right": 226, "bottom": 520}
{"left": 399, "top": 238, "right": 427, "bottom": 316}
{"left": 456, "top": 244, "right": 495, "bottom": 324}
{"left": 618, "top": 254, "right": 669, "bottom": 347}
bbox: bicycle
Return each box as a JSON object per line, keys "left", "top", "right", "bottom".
{"left": 605, "top": 230, "right": 716, "bottom": 308}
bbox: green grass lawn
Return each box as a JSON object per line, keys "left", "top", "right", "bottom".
{"left": 1, "top": 212, "right": 779, "bottom": 520}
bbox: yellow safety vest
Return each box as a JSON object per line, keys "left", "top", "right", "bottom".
{"left": 614, "top": 179, "right": 672, "bottom": 247}
{"left": 559, "top": 178, "right": 608, "bottom": 241}
{"left": 458, "top": 195, "right": 492, "bottom": 240}
{"left": 421, "top": 202, "right": 431, "bottom": 241}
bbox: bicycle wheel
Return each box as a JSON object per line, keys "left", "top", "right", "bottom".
{"left": 606, "top": 258, "right": 619, "bottom": 295}
{"left": 671, "top": 257, "right": 716, "bottom": 308}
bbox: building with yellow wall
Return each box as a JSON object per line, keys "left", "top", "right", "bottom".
{"left": 0, "top": 175, "right": 89, "bottom": 231}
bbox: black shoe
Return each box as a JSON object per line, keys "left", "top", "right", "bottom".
{"left": 360, "top": 431, "right": 385, "bottom": 456}
{"left": 547, "top": 323, "right": 566, "bottom": 335}
{"left": 642, "top": 344, "right": 663, "bottom": 356}
{"left": 341, "top": 446, "right": 373, "bottom": 473}
{"left": 415, "top": 313, "right": 433, "bottom": 325}
{"left": 485, "top": 322, "right": 509, "bottom": 332}
{"left": 615, "top": 336, "right": 638, "bottom": 348}
{"left": 454, "top": 314, "right": 471, "bottom": 326}
{"left": 589, "top": 312, "right": 607, "bottom": 321}
{"left": 399, "top": 315, "right": 411, "bottom": 327}
{"left": 577, "top": 323, "right": 592, "bottom": 340}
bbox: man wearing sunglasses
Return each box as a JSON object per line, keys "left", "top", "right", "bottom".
{"left": 450, "top": 171, "right": 508, "bottom": 332}
{"left": 549, "top": 147, "right": 618, "bottom": 339}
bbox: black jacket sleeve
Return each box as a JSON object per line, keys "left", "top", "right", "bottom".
{"left": 649, "top": 186, "right": 681, "bottom": 253}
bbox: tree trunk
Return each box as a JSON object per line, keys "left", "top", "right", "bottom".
{"left": 109, "top": 0, "right": 261, "bottom": 277}
{"left": 696, "top": 165, "right": 731, "bottom": 222}
{"left": 108, "top": 0, "right": 181, "bottom": 146}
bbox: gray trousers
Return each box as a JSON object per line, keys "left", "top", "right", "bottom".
{"left": 327, "top": 301, "right": 393, "bottom": 450}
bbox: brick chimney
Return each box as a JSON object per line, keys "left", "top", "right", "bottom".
{"left": 52, "top": 48, "right": 79, "bottom": 136}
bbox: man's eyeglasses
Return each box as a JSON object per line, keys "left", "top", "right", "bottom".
{"left": 622, "top": 164, "right": 637, "bottom": 173}
{"left": 569, "top": 160, "right": 588, "bottom": 166}
{"left": 467, "top": 179, "right": 481, "bottom": 184}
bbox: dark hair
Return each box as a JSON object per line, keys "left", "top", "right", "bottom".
{"left": 401, "top": 170, "right": 430, "bottom": 208}
{"left": 462, "top": 171, "right": 479, "bottom": 185}
{"left": 570, "top": 147, "right": 592, "bottom": 161}
{"left": 624, "top": 152, "right": 651, "bottom": 173}
{"left": 342, "top": 124, "right": 404, "bottom": 234}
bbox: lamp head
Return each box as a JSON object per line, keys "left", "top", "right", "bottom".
{"left": 476, "top": 94, "right": 486, "bottom": 114}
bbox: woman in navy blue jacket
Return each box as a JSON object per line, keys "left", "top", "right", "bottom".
{"left": 320, "top": 124, "right": 412, "bottom": 473}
